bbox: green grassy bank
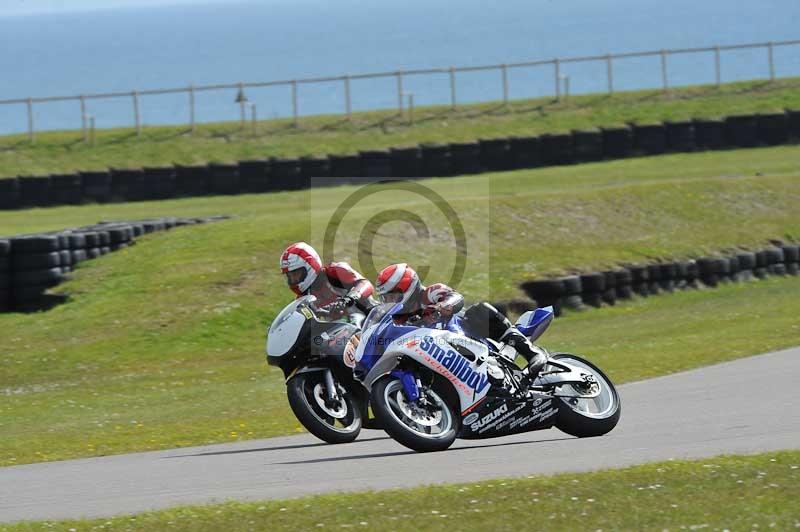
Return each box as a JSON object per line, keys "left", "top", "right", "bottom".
{"left": 1, "top": 147, "right": 799, "bottom": 466}
{"left": 1, "top": 78, "right": 799, "bottom": 177}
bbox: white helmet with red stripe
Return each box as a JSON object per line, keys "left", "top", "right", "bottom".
{"left": 376, "top": 263, "right": 421, "bottom": 306}
{"left": 280, "top": 242, "right": 322, "bottom": 294}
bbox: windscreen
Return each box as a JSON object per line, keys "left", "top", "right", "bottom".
{"left": 268, "top": 295, "right": 316, "bottom": 335}
{"left": 361, "top": 302, "right": 400, "bottom": 332}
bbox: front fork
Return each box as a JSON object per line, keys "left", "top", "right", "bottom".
{"left": 391, "top": 369, "right": 421, "bottom": 402}
{"left": 323, "top": 369, "right": 340, "bottom": 403}
{"left": 327, "top": 368, "right": 379, "bottom": 428}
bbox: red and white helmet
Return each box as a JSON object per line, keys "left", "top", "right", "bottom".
{"left": 280, "top": 242, "right": 322, "bottom": 295}
{"left": 376, "top": 263, "right": 421, "bottom": 306}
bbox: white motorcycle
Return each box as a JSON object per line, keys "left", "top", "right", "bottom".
{"left": 266, "top": 295, "right": 372, "bottom": 444}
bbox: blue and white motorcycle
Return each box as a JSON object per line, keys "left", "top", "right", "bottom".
{"left": 353, "top": 303, "right": 621, "bottom": 452}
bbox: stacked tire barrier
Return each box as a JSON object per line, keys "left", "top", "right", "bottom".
{"left": 601, "top": 126, "right": 634, "bottom": 158}
{"left": 450, "top": 141, "right": 483, "bottom": 174}
{"left": 2, "top": 109, "right": 800, "bottom": 210}
{"left": 694, "top": 118, "right": 727, "bottom": 149}
{"left": 0, "top": 215, "right": 229, "bottom": 313}
{"left": 572, "top": 129, "right": 604, "bottom": 162}
{"left": 514, "top": 242, "right": 800, "bottom": 316}
{"left": 510, "top": 136, "right": 540, "bottom": 169}
{"left": 633, "top": 124, "right": 667, "bottom": 155}
{"left": 0, "top": 238, "right": 10, "bottom": 311}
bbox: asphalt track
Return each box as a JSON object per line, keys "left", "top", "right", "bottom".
{"left": 2, "top": 346, "right": 799, "bottom": 523}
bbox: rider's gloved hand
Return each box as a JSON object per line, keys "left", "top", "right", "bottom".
{"left": 327, "top": 296, "right": 354, "bottom": 313}
{"left": 435, "top": 301, "right": 455, "bottom": 317}
{"left": 405, "top": 311, "right": 425, "bottom": 325}
{"left": 420, "top": 305, "right": 442, "bottom": 324}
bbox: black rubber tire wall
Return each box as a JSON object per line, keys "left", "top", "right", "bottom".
{"left": 757, "top": 113, "right": 789, "bottom": 146}
{"left": 80, "top": 171, "right": 112, "bottom": 203}
{"left": 207, "top": 163, "right": 240, "bottom": 195}
{"left": 725, "top": 114, "right": 759, "bottom": 147}
{"left": 693, "top": 118, "right": 727, "bottom": 150}
{"left": 420, "top": 144, "right": 453, "bottom": 177}
{"left": 18, "top": 176, "right": 52, "bottom": 207}
{"left": 15, "top": 267, "right": 64, "bottom": 287}
{"left": 479, "top": 138, "right": 513, "bottom": 171}
{"left": 509, "top": 136, "right": 541, "bottom": 169}
{"left": 143, "top": 167, "right": 177, "bottom": 199}
{"left": 601, "top": 126, "right": 633, "bottom": 158}
{"left": 300, "top": 156, "right": 332, "bottom": 184}
{"left": 787, "top": 109, "right": 800, "bottom": 139}
{"left": 633, "top": 124, "right": 667, "bottom": 155}
{"left": 521, "top": 279, "right": 565, "bottom": 315}
{"left": 238, "top": 159, "right": 270, "bottom": 193}
{"left": 12, "top": 252, "right": 62, "bottom": 270}
{"left": 359, "top": 150, "right": 392, "bottom": 179}
{"left": 50, "top": 174, "right": 83, "bottom": 205}
{"left": 175, "top": 165, "right": 210, "bottom": 197}
{"left": 390, "top": 147, "right": 421, "bottom": 178}
{"left": 449, "top": 142, "right": 483, "bottom": 175}
{"left": 10, "top": 236, "right": 60, "bottom": 253}
{"left": 665, "top": 121, "right": 696, "bottom": 152}
{"left": 328, "top": 154, "right": 361, "bottom": 181}
{"left": 272, "top": 158, "right": 305, "bottom": 190}
{"left": 0, "top": 179, "right": 20, "bottom": 209}
{"left": 110, "top": 168, "right": 144, "bottom": 201}
{"left": 540, "top": 133, "right": 574, "bottom": 165}
{"left": 572, "top": 130, "right": 604, "bottom": 162}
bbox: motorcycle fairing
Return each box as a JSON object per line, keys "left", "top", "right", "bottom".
{"left": 357, "top": 325, "right": 493, "bottom": 413}
{"left": 267, "top": 296, "right": 314, "bottom": 358}
{"left": 267, "top": 295, "right": 358, "bottom": 378}
{"left": 458, "top": 393, "right": 559, "bottom": 439}
{"left": 515, "top": 306, "right": 554, "bottom": 342}
{"left": 354, "top": 305, "right": 418, "bottom": 379}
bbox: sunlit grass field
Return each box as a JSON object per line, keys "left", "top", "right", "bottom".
{"left": 1, "top": 146, "right": 799, "bottom": 466}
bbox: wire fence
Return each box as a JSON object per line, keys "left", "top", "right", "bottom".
{"left": 2, "top": 38, "right": 798, "bottom": 142}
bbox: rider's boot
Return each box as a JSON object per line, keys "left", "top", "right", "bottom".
{"left": 501, "top": 328, "right": 547, "bottom": 380}
{"left": 463, "top": 302, "right": 548, "bottom": 379}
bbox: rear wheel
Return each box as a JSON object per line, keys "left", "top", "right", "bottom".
{"left": 286, "top": 371, "right": 362, "bottom": 444}
{"left": 552, "top": 353, "right": 621, "bottom": 438}
{"left": 371, "top": 376, "right": 460, "bottom": 452}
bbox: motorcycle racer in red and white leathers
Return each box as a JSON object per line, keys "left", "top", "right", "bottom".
{"left": 280, "top": 242, "right": 377, "bottom": 319}
{"left": 375, "top": 263, "right": 547, "bottom": 377}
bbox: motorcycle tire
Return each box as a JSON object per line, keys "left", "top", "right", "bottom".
{"left": 551, "top": 353, "right": 621, "bottom": 438}
{"left": 371, "top": 376, "right": 460, "bottom": 453}
{"left": 286, "top": 372, "right": 362, "bottom": 444}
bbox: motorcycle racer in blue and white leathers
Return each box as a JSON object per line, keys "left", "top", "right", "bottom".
{"left": 374, "top": 263, "right": 547, "bottom": 378}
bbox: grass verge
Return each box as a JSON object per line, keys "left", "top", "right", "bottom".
{"left": 7, "top": 450, "right": 800, "bottom": 531}
{"left": 1, "top": 147, "right": 799, "bottom": 466}
{"left": 2, "top": 274, "right": 799, "bottom": 467}
{"left": 1, "top": 78, "right": 800, "bottom": 177}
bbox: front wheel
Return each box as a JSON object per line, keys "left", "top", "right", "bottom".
{"left": 286, "top": 371, "right": 362, "bottom": 444}
{"left": 552, "top": 353, "right": 621, "bottom": 438}
{"left": 370, "top": 376, "right": 460, "bottom": 453}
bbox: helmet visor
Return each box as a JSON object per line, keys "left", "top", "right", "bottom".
{"left": 284, "top": 268, "right": 308, "bottom": 287}
{"left": 380, "top": 291, "right": 405, "bottom": 304}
